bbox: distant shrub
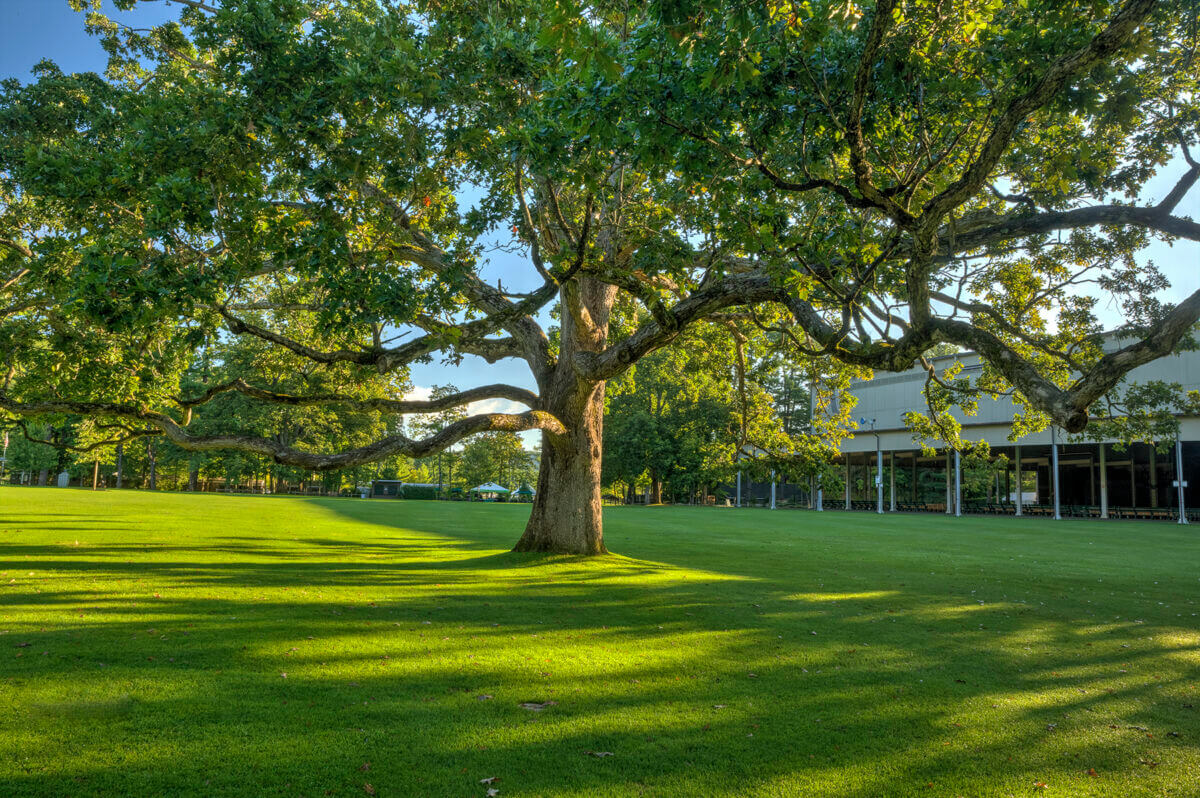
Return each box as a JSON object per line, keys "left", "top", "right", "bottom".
{"left": 400, "top": 485, "right": 439, "bottom": 500}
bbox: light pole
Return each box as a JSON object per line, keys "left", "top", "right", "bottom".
{"left": 861, "top": 417, "right": 882, "bottom": 514}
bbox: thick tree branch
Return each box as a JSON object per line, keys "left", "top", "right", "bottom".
{"left": 941, "top": 202, "right": 1200, "bottom": 254}
{"left": 776, "top": 278, "right": 1200, "bottom": 433}
{"left": 928, "top": 289, "right": 1085, "bottom": 370}
{"left": 921, "top": 0, "right": 1158, "bottom": 224}
{"left": 219, "top": 308, "right": 527, "bottom": 371}
{"left": 579, "top": 271, "right": 785, "bottom": 380}
{"left": 177, "top": 379, "right": 539, "bottom": 414}
{"left": 846, "top": 0, "right": 913, "bottom": 225}
{"left": 358, "top": 181, "right": 555, "bottom": 375}
{"left": 1156, "top": 162, "right": 1200, "bottom": 213}
{"left": 2, "top": 418, "right": 160, "bottom": 454}
{"left": 1067, "top": 287, "right": 1200, "bottom": 415}
{"left": 0, "top": 395, "right": 565, "bottom": 471}
{"left": 0, "top": 237, "right": 33, "bottom": 260}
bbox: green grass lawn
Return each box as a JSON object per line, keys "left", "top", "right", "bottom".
{"left": 1, "top": 488, "right": 1198, "bottom": 797}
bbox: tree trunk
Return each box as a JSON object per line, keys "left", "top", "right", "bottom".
{"left": 37, "top": 469, "right": 48, "bottom": 486}
{"left": 515, "top": 380, "right": 607, "bottom": 555}
{"left": 115, "top": 442, "right": 124, "bottom": 489}
{"left": 513, "top": 275, "right": 617, "bottom": 555}
{"left": 188, "top": 467, "right": 199, "bottom": 491}
{"left": 649, "top": 478, "right": 663, "bottom": 505}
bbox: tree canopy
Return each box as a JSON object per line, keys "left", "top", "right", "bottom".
{"left": 1, "top": 0, "right": 1198, "bottom": 553}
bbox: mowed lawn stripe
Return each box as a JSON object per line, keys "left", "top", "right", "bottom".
{"left": 1, "top": 487, "right": 1197, "bottom": 797}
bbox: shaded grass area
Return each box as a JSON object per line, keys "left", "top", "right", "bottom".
{"left": 0, "top": 487, "right": 1198, "bottom": 797}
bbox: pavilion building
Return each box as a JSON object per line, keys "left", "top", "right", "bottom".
{"left": 832, "top": 336, "right": 1200, "bottom": 521}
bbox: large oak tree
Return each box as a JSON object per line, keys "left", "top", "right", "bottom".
{"left": 1, "top": 0, "right": 1198, "bottom": 554}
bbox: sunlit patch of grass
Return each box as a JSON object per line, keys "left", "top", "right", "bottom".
{"left": 1, "top": 487, "right": 1198, "bottom": 796}
{"left": 784, "top": 590, "right": 900, "bottom": 602}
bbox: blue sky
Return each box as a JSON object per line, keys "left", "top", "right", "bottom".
{"left": 0, "top": 2, "right": 177, "bottom": 76}
{"left": 2, "top": 0, "right": 1197, "bottom": 439}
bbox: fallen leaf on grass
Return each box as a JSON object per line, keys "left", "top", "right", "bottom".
{"left": 16, "top": 642, "right": 30, "bottom": 648}
{"left": 363, "top": 784, "right": 375, "bottom": 795}
{"left": 480, "top": 776, "right": 498, "bottom": 784}
{"left": 360, "top": 762, "right": 371, "bottom": 772}
{"left": 584, "top": 751, "right": 614, "bottom": 758}
{"left": 519, "top": 700, "right": 557, "bottom": 711}
{"left": 1139, "top": 758, "right": 1159, "bottom": 768}
{"left": 475, "top": 694, "right": 493, "bottom": 701}
{"left": 487, "top": 789, "right": 500, "bottom": 797}
{"left": 712, "top": 705, "right": 726, "bottom": 710}
{"left": 1033, "top": 782, "right": 1047, "bottom": 790}
{"left": 1086, "top": 768, "right": 1098, "bottom": 777}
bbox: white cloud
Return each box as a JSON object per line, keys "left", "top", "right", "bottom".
{"left": 403, "top": 385, "right": 434, "bottom": 402}
{"left": 405, "top": 387, "right": 540, "bottom": 450}
{"left": 467, "top": 397, "right": 529, "bottom": 415}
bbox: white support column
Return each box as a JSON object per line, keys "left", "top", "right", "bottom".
{"left": 770, "top": 470, "right": 777, "bottom": 510}
{"left": 845, "top": 458, "right": 852, "bottom": 510}
{"left": 876, "top": 440, "right": 884, "bottom": 514}
{"left": 889, "top": 451, "right": 897, "bottom": 512}
{"left": 1051, "top": 427, "right": 1062, "bottom": 520}
{"left": 736, "top": 470, "right": 742, "bottom": 508}
{"left": 954, "top": 449, "right": 962, "bottom": 517}
{"left": 1015, "top": 445, "right": 1023, "bottom": 517}
{"left": 1099, "top": 443, "right": 1109, "bottom": 519}
{"left": 816, "top": 478, "right": 823, "bottom": 512}
{"left": 1176, "top": 436, "right": 1188, "bottom": 525}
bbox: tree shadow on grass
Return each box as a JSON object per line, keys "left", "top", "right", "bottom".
{"left": 1, "top": 500, "right": 1198, "bottom": 796}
